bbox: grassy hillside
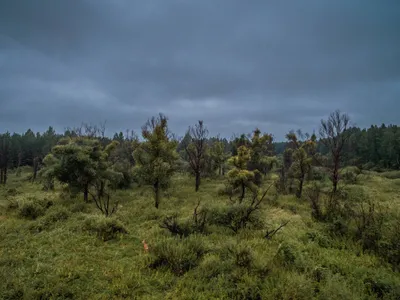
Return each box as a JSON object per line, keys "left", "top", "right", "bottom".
{"left": 0, "top": 171, "right": 399, "bottom": 299}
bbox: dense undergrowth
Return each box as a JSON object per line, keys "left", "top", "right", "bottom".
{"left": 0, "top": 171, "right": 399, "bottom": 299}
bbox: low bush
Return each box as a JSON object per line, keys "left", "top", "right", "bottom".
{"left": 364, "top": 276, "right": 400, "bottom": 299}
{"left": 83, "top": 215, "right": 128, "bottom": 241}
{"left": 380, "top": 170, "right": 400, "bottom": 180}
{"left": 149, "top": 236, "right": 206, "bottom": 275}
{"left": 275, "top": 242, "right": 297, "bottom": 267}
{"left": 17, "top": 197, "right": 54, "bottom": 220}
{"left": 70, "top": 202, "right": 90, "bottom": 213}
{"left": 341, "top": 170, "right": 359, "bottom": 184}
{"left": 209, "top": 203, "right": 264, "bottom": 233}
{"left": 30, "top": 206, "right": 70, "bottom": 232}
{"left": 160, "top": 202, "right": 208, "bottom": 237}
{"left": 216, "top": 183, "right": 234, "bottom": 197}
{"left": 379, "top": 219, "right": 400, "bottom": 271}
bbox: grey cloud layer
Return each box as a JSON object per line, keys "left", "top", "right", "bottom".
{"left": 1, "top": 0, "right": 399, "bottom": 138}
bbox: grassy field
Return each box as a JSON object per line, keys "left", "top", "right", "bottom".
{"left": 0, "top": 171, "right": 400, "bottom": 299}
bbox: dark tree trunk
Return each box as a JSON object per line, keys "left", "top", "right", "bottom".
{"left": 32, "top": 157, "right": 39, "bottom": 181}
{"left": 219, "top": 166, "right": 222, "bottom": 176}
{"left": 0, "top": 169, "right": 3, "bottom": 184}
{"left": 154, "top": 181, "right": 160, "bottom": 209}
{"left": 3, "top": 167, "right": 7, "bottom": 185}
{"left": 84, "top": 184, "right": 89, "bottom": 202}
{"left": 195, "top": 172, "right": 200, "bottom": 192}
{"left": 332, "top": 158, "right": 339, "bottom": 194}
{"left": 296, "top": 174, "right": 304, "bottom": 198}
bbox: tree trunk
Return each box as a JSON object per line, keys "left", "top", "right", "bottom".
{"left": 84, "top": 184, "right": 89, "bottom": 202}
{"left": 3, "top": 167, "right": 7, "bottom": 185}
{"left": 332, "top": 164, "right": 339, "bottom": 194}
{"left": 0, "top": 169, "right": 3, "bottom": 184}
{"left": 296, "top": 175, "right": 304, "bottom": 198}
{"left": 154, "top": 181, "right": 160, "bottom": 209}
{"left": 195, "top": 172, "right": 200, "bottom": 192}
{"left": 219, "top": 165, "right": 222, "bottom": 176}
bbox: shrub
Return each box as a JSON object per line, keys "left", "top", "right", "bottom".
{"left": 364, "top": 277, "right": 400, "bottom": 299}
{"left": 83, "top": 215, "right": 128, "bottom": 241}
{"left": 379, "top": 219, "right": 400, "bottom": 271}
{"left": 149, "top": 236, "right": 206, "bottom": 275}
{"left": 341, "top": 170, "right": 358, "bottom": 184}
{"left": 380, "top": 171, "right": 400, "bottom": 180}
{"left": 6, "top": 199, "right": 19, "bottom": 211}
{"left": 216, "top": 183, "right": 234, "bottom": 197}
{"left": 276, "top": 242, "right": 297, "bottom": 267}
{"left": 70, "top": 202, "right": 90, "bottom": 213}
{"left": 5, "top": 188, "right": 20, "bottom": 197}
{"left": 160, "top": 202, "right": 208, "bottom": 237}
{"left": 30, "top": 206, "right": 70, "bottom": 232}
{"left": 209, "top": 203, "right": 263, "bottom": 233}
{"left": 305, "top": 183, "right": 324, "bottom": 221}
{"left": 310, "top": 166, "right": 327, "bottom": 181}
{"left": 209, "top": 188, "right": 270, "bottom": 233}
{"left": 327, "top": 217, "right": 349, "bottom": 237}
{"left": 17, "top": 197, "right": 53, "bottom": 220}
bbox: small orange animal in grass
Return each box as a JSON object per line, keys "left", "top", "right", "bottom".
{"left": 142, "top": 240, "right": 149, "bottom": 253}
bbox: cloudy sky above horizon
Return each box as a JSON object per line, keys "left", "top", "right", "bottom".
{"left": 1, "top": 0, "right": 399, "bottom": 140}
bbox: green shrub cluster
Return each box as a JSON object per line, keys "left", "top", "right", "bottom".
{"left": 29, "top": 206, "right": 70, "bottom": 232}
{"left": 149, "top": 236, "right": 207, "bottom": 275}
{"left": 83, "top": 215, "right": 128, "bottom": 241}
{"left": 15, "top": 196, "right": 54, "bottom": 220}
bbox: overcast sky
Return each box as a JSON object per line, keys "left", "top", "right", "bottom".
{"left": 1, "top": 0, "right": 399, "bottom": 140}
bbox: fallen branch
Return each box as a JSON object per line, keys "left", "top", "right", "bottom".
{"left": 264, "top": 221, "right": 290, "bottom": 240}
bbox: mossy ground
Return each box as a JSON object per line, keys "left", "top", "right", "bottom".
{"left": 0, "top": 171, "right": 399, "bottom": 299}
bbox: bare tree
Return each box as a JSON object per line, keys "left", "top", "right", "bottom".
{"left": 185, "top": 120, "right": 209, "bottom": 192}
{"left": 319, "top": 110, "right": 350, "bottom": 194}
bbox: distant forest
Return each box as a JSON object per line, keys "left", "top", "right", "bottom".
{"left": 0, "top": 113, "right": 399, "bottom": 185}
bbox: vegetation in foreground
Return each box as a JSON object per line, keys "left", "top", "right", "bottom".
{"left": 0, "top": 168, "right": 399, "bottom": 299}
{"left": 0, "top": 110, "right": 399, "bottom": 299}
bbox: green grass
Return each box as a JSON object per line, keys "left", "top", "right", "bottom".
{"left": 0, "top": 172, "right": 399, "bottom": 299}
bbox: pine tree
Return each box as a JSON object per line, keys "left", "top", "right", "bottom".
{"left": 133, "top": 114, "right": 178, "bottom": 208}
{"left": 42, "top": 137, "right": 121, "bottom": 203}
{"left": 286, "top": 132, "right": 316, "bottom": 198}
{"left": 227, "top": 145, "right": 255, "bottom": 202}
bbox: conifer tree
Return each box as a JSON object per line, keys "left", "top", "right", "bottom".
{"left": 133, "top": 114, "right": 178, "bottom": 208}
{"left": 227, "top": 145, "right": 255, "bottom": 202}
{"left": 210, "top": 140, "right": 230, "bottom": 176}
{"left": 286, "top": 132, "right": 317, "bottom": 198}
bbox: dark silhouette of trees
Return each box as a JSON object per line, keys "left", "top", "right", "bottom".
{"left": 320, "top": 110, "right": 350, "bottom": 194}
{"left": 185, "top": 120, "right": 209, "bottom": 191}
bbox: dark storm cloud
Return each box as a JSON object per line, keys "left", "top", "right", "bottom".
{"left": 1, "top": 0, "right": 400, "bottom": 139}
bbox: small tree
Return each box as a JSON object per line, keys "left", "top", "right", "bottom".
{"left": 42, "top": 137, "right": 120, "bottom": 203}
{"left": 286, "top": 132, "right": 316, "bottom": 198}
{"left": 248, "top": 128, "right": 275, "bottom": 175}
{"left": 210, "top": 140, "right": 230, "bottom": 176}
{"left": 320, "top": 110, "right": 350, "bottom": 194}
{"left": 133, "top": 114, "right": 178, "bottom": 208}
{"left": 227, "top": 146, "right": 255, "bottom": 202}
{"left": 185, "top": 120, "right": 209, "bottom": 191}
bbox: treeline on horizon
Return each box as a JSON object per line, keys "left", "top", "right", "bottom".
{"left": 0, "top": 111, "right": 399, "bottom": 183}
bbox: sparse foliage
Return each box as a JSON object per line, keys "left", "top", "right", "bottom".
{"left": 185, "top": 121, "right": 209, "bottom": 191}
{"left": 320, "top": 110, "right": 350, "bottom": 194}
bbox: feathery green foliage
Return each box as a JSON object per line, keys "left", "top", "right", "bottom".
{"left": 133, "top": 114, "right": 179, "bottom": 208}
